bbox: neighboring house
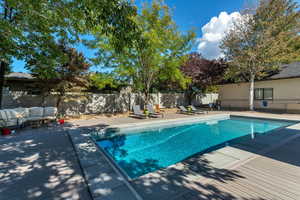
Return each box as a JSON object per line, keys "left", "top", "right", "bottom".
{"left": 4, "top": 72, "right": 41, "bottom": 95}
{"left": 219, "top": 62, "right": 300, "bottom": 113}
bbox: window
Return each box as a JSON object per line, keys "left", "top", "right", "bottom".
{"left": 254, "top": 88, "right": 273, "bottom": 100}
{"left": 254, "top": 88, "right": 264, "bottom": 100}
{"left": 263, "top": 88, "right": 273, "bottom": 100}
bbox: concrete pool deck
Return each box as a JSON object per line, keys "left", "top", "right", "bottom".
{"left": 1, "top": 111, "right": 300, "bottom": 199}
{"left": 0, "top": 125, "right": 92, "bottom": 200}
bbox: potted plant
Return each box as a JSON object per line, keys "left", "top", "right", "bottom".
{"left": 57, "top": 114, "right": 65, "bottom": 125}
{"left": 187, "top": 105, "right": 192, "bottom": 112}
{"left": 144, "top": 109, "right": 149, "bottom": 117}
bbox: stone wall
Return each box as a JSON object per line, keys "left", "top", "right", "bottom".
{"left": 2, "top": 92, "right": 218, "bottom": 116}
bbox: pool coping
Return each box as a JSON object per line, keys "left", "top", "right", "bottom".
{"left": 93, "top": 114, "right": 230, "bottom": 139}
{"left": 107, "top": 114, "right": 230, "bottom": 129}
{"left": 69, "top": 113, "right": 300, "bottom": 200}
{"left": 230, "top": 114, "right": 300, "bottom": 123}
{"left": 68, "top": 128, "right": 143, "bottom": 200}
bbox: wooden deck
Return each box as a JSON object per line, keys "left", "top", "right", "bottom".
{"left": 188, "top": 137, "right": 300, "bottom": 200}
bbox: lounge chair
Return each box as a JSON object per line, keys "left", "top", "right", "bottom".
{"left": 178, "top": 106, "right": 194, "bottom": 115}
{"left": 190, "top": 105, "right": 207, "bottom": 114}
{"left": 146, "top": 104, "right": 163, "bottom": 118}
{"left": 132, "top": 105, "right": 147, "bottom": 119}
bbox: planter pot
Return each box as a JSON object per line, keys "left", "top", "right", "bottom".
{"left": 58, "top": 119, "right": 65, "bottom": 124}
{"left": 2, "top": 128, "right": 11, "bottom": 136}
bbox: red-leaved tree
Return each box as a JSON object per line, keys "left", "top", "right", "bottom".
{"left": 181, "top": 52, "right": 227, "bottom": 104}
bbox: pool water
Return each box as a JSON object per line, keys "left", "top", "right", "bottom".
{"left": 97, "top": 117, "right": 292, "bottom": 178}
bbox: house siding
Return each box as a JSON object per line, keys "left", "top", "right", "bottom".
{"left": 219, "top": 78, "right": 300, "bottom": 113}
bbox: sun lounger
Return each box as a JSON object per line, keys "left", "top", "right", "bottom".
{"left": 178, "top": 106, "right": 194, "bottom": 115}
{"left": 190, "top": 105, "right": 207, "bottom": 114}
{"left": 146, "top": 104, "right": 163, "bottom": 118}
{"left": 132, "top": 105, "right": 147, "bottom": 119}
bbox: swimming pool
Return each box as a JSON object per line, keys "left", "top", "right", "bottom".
{"left": 96, "top": 116, "right": 293, "bottom": 178}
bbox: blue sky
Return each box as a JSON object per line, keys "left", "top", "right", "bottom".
{"left": 12, "top": 0, "right": 299, "bottom": 72}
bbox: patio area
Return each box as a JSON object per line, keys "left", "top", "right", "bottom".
{"left": 0, "top": 125, "right": 92, "bottom": 200}
{"left": 1, "top": 111, "right": 300, "bottom": 200}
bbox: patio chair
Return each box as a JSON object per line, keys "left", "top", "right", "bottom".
{"left": 178, "top": 106, "right": 194, "bottom": 115}
{"left": 146, "top": 104, "right": 163, "bottom": 118}
{"left": 132, "top": 105, "right": 147, "bottom": 119}
{"left": 190, "top": 105, "right": 207, "bottom": 114}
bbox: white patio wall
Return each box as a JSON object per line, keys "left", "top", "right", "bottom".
{"left": 2, "top": 92, "right": 218, "bottom": 116}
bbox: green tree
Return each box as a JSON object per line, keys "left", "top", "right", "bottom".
{"left": 26, "top": 41, "right": 90, "bottom": 111}
{"left": 221, "top": 0, "right": 300, "bottom": 110}
{"left": 89, "top": 72, "right": 124, "bottom": 92}
{"left": 91, "top": 0, "right": 195, "bottom": 106}
{"left": 0, "top": 0, "right": 138, "bottom": 108}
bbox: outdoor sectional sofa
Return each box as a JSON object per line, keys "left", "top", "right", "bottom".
{"left": 0, "top": 107, "right": 57, "bottom": 128}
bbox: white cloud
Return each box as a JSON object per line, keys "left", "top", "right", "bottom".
{"left": 198, "top": 11, "right": 242, "bottom": 60}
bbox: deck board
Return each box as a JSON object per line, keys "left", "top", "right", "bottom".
{"left": 205, "top": 137, "right": 300, "bottom": 200}
{"left": 234, "top": 168, "right": 298, "bottom": 199}
{"left": 241, "top": 165, "right": 300, "bottom": 191}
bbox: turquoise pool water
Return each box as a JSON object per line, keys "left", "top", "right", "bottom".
{"left": 97, "top": 116, "right": 292, "bottom": 178}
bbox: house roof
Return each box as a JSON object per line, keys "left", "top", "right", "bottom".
{"left": 5, "top": 72, "right": 34, "bottom": 80}
{"left": 269, "top": 62, "right": 300, "bottom": 79}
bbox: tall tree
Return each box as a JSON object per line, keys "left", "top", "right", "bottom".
{"left": 89, "top": 72, "right": 124, "bottom": 92}
{"left": 181, "top": 52, "right": 228, "bottom": 104}
{"left": 26, "top": 41, "right": 90, "bottom": 111}
{"left": 221, "top": 0, "right": 300, "bottom": 110}
{"left": 0, "top": 0, "right": 138, "bottom": 108}
{"left": 91, "top": 0, "right": 195, "bottom": 106}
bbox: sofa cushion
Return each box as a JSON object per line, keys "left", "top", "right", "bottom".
{"left": 0, "top": 110, "right": 7, "bottom": 121}
{"left": 3, "top": 109, "right": 19, "bottom": 119}
{"left": 43, "top": 107, "right": 57, "bottom": 117}
{"left": 26, "top": 117, "right": 44, "bottom": 121}
{"left": 14, "top": 107, "right": 29, "bottom": 118}
{"left": 4, "top": 119, "right": 19, "bottom": 127}
{"left": 0, "top": 109, "right": 26, "bottom": 127}
{"left": 29, "top": 107, "right": 44, "bottom": 118}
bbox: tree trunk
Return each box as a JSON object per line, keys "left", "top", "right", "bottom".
{"left": 144, "top": 90, "right": 149, "bottom": 108}
{"left": 56, "top": 96, "right": 61, "bottom": 110}
{"left": 249, "top": 74, "right": 255, "bottom": 111}
{"left": 56, "top": 94, "right": 64, "bottom": 116}
{"left": 0, "top": 61, "right": 7, "bottom": 109}
{"left": 185, "top": 86, "right": 195, "bottom": 106}
{"left": 143, "top": 81, "right": 151, "bottom": 108}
